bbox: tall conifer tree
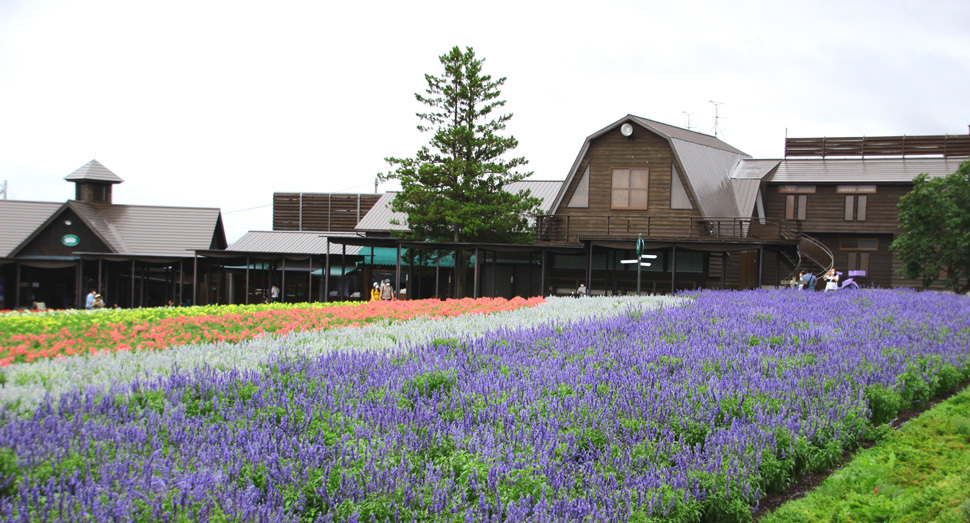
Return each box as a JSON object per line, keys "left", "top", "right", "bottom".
{"left": 380, "top": 46, "right": 540, "bottom": 297}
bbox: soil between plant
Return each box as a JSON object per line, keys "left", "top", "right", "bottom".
{"left": 751, "top": 383, "right": 967, "bottom": 520}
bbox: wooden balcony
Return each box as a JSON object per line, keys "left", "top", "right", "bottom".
{"left": 534, "top": 215, "right": 799, "bottom": 243}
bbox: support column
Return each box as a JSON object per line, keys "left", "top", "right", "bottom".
{"left": 245, "top": 256, "right": 250, "bottom": 305}
{"left": 586, "top": 242, "right": 593, "bottom": 294}
{"left": 434, "top": 251, "right": 440, "bottom": 299}
{"left": 131, "top": 259, "right": 136, "bottom": 307}
{"left": 490, "top": 250, "right": 497, "bottom": 298}
{"left": 395, "top": 243, "right": 402, "bottom": 300}
{"left": 540, "top": 250, "right": 546, "bottom": 297}
{"left": 307, "top": 256, "right": 313, "bottom": 303}
{"left": 14, "top": 262, "right": 21, "bottom": 308}
{"left": 192, "top": 255, "right": 197, "bottom": 307}
{"left": 281, "top": 257, "right": 287, "bottom": 303}
{"left": 78, "top": 258, "right": 84, "bottom": 307}
{"left": 671, "top": 246, "right": 677, "bottom": 294}
{"left": 473, "top": 247, "right": 480, "bottom": 299}
{"left": 758, "top": 244, "right": 764, "bottom": 288}
{"left": 342, "top": 245, "right": 347, "bottom": 301}
{"left": 324, "top": 241, "right": 330, "bottom": 303}
{"left": 179, "top": 260, "right": 184, "bottom": 305}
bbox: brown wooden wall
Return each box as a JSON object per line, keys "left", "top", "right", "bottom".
{"left": 762, "top": 183, "right": 908, "bottom": 234}
{"left": 551, "top": 127, "right": 701, "bottom": 239}
{"left": 273, "top": 193, "right": 381, "bottom": 232}
{"left": 18, "top": 208, "right": 112, "bottom": 257}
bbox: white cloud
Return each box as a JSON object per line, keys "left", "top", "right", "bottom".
{"left": 2, "top": 0, "right": 968, "bottom": 243}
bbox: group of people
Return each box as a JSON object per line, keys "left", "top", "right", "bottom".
{"left": 370, "top": 280, "right": 396, "bottom": 301}
{"left": 795, "top": 269, "right": 841, "bottom": 291}
{"left": 85, "top": 289, "right": 105, "bottom": 309}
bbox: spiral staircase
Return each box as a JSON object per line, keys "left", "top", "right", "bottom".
{"left": 780, "top": 230, "right": 834, "bottom": 288}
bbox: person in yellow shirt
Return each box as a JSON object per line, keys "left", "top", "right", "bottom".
{"left": 370, "top": 282, "right": 380, "bottom": 302}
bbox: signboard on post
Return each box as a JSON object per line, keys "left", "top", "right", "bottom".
{"left": 620, "top": 234, "right": 658, "bottom": 296}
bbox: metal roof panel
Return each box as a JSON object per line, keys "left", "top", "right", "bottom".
{"left": 670, "top": 139, "right": 744, "bottom": 217}
{"left": 229, "top": 230, "right": 362, "bottom": 255}
{"left": 0, "top": 201, "right": 62, "bottom": 257}
{"left": 770, "top": 157, "right": 968, "bottom": 183}
{"left": 63, "top": 159, "right": 124, "bottom": 183}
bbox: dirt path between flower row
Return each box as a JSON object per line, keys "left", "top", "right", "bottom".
{"left": 752, "top": 381, "right": 968, "bottom": 520}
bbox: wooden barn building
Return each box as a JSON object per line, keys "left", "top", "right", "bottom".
{"left": 4, "top": 115, "right": 967, "bottom": 308}
{"left": 0, "top": 160, "right": 227, "bottom": 309}
{"left": 281, "top": 114, "right": 968, "bottom": 298}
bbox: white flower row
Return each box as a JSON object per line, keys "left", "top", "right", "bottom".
{"left": 0, "top": 296, "right": 684, "bottom": 412}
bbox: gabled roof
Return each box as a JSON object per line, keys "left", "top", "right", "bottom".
{"left": 729, "top": 159, "right": 780, "bottom": 218}
{"left": 354, "top": 180, "right": 563, "bottom": 234}
{"left": 0, "top": 200, "right": 63, "bottom": 257}
{"left": 89, "top": 203, "right": 224, "bottom": 256}
{"left": 769, "top": 157, "right": 968, "bottom": 183}
{"left": 8, "top": 201, "right": 224, "bottom": 258}
{"left": 228, "top": 230, "right": 363, "bottom": 255}
{"left": 548, "top": 114, "right": 750, "bottom": 217}
{"left": 63, "top": 159, "right": 124, "bottom": 184}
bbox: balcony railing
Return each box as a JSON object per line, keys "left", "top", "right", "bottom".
{"left": 534, "top": 215, "right": 796, "bottom": 243}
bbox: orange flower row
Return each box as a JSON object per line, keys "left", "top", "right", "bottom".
{"left": 0, "top": 297, "right": 543, "bottom": 366}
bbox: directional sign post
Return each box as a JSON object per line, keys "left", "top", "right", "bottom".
{"left": 619, "top": 234, "right": 658, "bottom": 296}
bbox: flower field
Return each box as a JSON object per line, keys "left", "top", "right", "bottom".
{"left": 1, "top": 290, "right": 969, "bottom": 522}
{"left": 0, "top": 298, "right": 542, "bottom": 367}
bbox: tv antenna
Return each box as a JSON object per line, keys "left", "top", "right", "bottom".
{"left": 709, "top": 100, "right": 725, "bottom": 138}
{"left": 682, "top": 111, "right": 694, "bottom": 130}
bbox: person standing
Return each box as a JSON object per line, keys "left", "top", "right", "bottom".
{"left": 801, "top": 271, "right": 818, "bottom": 291}
{"left": 270, "top": 284, "right": 280, "bottom": 303}
{"left": 85, "top": 289, "right": 97, "bottom": 309}
{"left": 380, "top": 280, "right": 395, "bottom": 301}
{"left": 823, "top": 269, "right": 839, "bottom": 292}
{"left": 370, "top": 282, "right": 380, "bottom": 302}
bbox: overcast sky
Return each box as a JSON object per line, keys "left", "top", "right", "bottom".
{"left": 2, "top": 0, "right": 968, "bottom": 243}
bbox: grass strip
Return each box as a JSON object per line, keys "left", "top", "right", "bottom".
{"left": 761, "top": 385, "right": 970, "bottom": 522}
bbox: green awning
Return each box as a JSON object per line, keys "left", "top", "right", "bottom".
{"left": 357, "top": 247, "right": 474, "bottom": 268}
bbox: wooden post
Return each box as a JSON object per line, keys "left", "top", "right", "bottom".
{"left": 324, "top": 240, "right": 330, "bottom": 303}
{"left": 540, "top": 250, "right": 546, "bottom": 297}
{"left": 191, "top": 255, "right": 196, "bottom": 307}
{"left": 758, "top": 244, "right": 764, "bottom": 288}
{"left": 395, "top": 242, "right": 402, "bottom": 300}
{"left": 14, "top": 262, "right": 21, "bottom": 308}
{"left": 671, "top": 246, "right": 677, "bottom": 294}
{"left": 473, "top": 247, "right": 479, "bottom": 299}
